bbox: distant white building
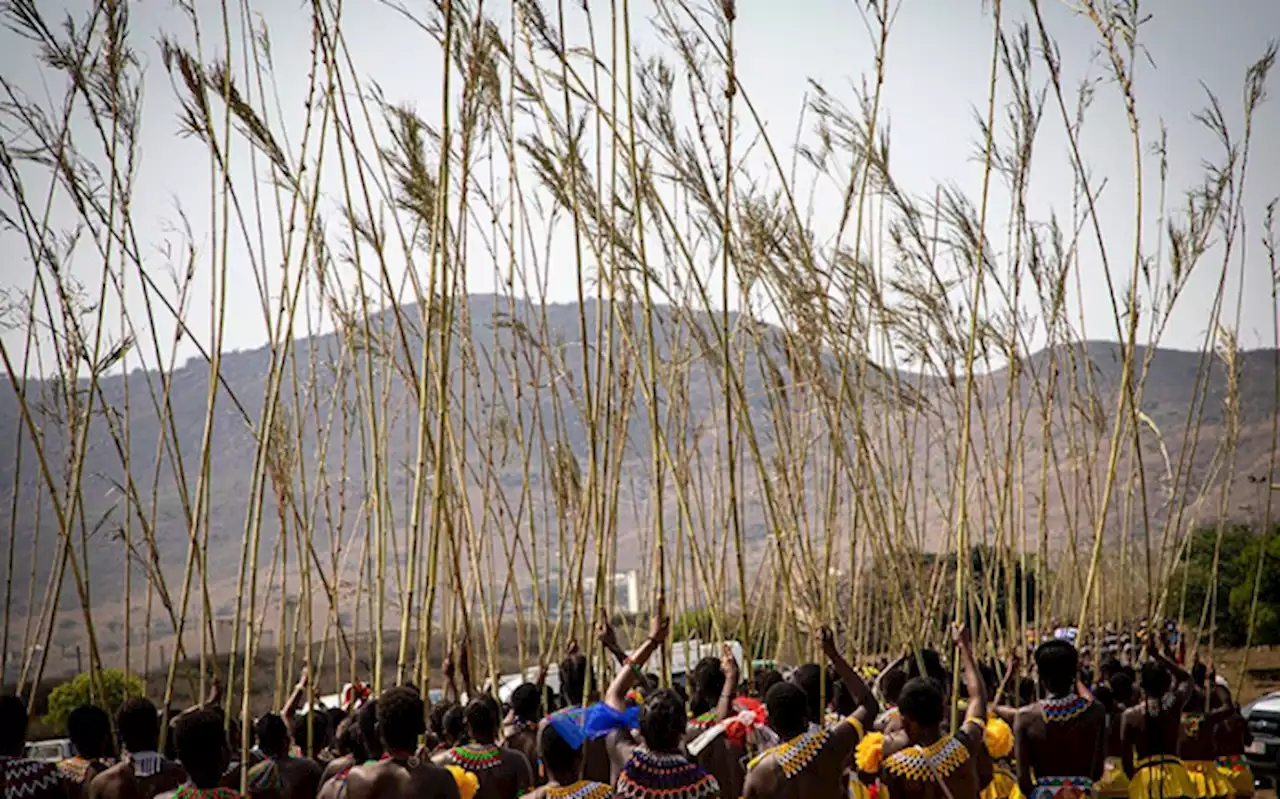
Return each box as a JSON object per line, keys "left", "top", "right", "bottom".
{"left": 524, "top": 569, "right": 641, "bottom": 618}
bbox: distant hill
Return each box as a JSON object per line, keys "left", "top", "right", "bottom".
{"left": 1, "top": 295, "right": 1276, "bottom": 674}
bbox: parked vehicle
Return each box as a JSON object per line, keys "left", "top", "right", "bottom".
{"left": 1242, "top": 690, "right": 1280, "bottom": 785}
{"left": 25, "top": 739, "right": 72, "bottom": 763}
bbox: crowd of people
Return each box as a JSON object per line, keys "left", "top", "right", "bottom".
{"left": 0, "top": 609, "right": 1257, "bottom": 799}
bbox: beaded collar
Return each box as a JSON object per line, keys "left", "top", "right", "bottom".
{"left": 57, "top": 757, "right": 111, "bottom": 784}
{"left": 444, "top": 744, "right": 503, "bottom": 771}
{"left": 749, "top": 716, "right": 862, "bottom": 778}
{"left": 173, "top": 786, "right": 241, "bottom": 799}
{"left": 545, "top": 781, "right": 614, "bottom": 799}
{"left": 1181, "top": 713, "right": 1203, "bottom": 738}
{"left": 882, "top": 735, "right": 971, "bottom": 782}
{"left": 753, "top": 727, "right": 829, "bottom": 779}
{"left": 687, "top": 711, "right": 718, "bottom": 730}
{"left": 1040, "top": 695, "right": 1091, "bottom": 724}
{"left": 615, "top": 748, "right": 719, "bottom": 799}
{"left": 125, "top": 751, "right": 168, "bottom": 779}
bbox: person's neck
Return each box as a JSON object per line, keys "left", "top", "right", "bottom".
{"left": 468, "top": 735, "right": 496, "bottom": 747}
{"left": 910, "top": 726, "right": 942, "bottom": 746}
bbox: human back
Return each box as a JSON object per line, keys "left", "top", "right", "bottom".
{"left": 433, "top": 697, "right": 532, "bottom": 799}
{"left": 344, "top": 688, "right": 460, "bottom": 799}
{"left": 89, "top": 698, "right": 185, "bottom": 799}
{"left": 877, "top": 626, "right": 987, "bottom": 799}
{"left": 0, "top": 695, "right": 67, "bottom": 799}
{"left": 1013, "top": 639, "right": 1106, "bottom": 799}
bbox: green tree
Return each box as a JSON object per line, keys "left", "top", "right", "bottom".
{"left": 1168, "top": 522, "right": 1280, "bottom": 647}
{"left": 43, "top": 669, "right": 144, "bottom": 733}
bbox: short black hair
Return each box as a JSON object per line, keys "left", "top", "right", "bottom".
{"left": 898, "top": 677, "right": 945, "bottom": 727}
{"left": 293, "top": 711, "right": 330, "bottom": 756}
{"left": 0, "top": 695, "right": 28, "bottom": 755}
{"left": 1191, "top": 662, "right": 1208, "bottom": 687}
{"left": 173, "top": 709, "right": 228, "bottom": 788}
{"left": 377, "top": 687, "right": 425, "bottom": 752}
{"left": 1092, "top": 683, "right": 1115, "bottom": 711}
{"left": 688, "top": 657, "right": 726, "bottom": 716}
{"left": 510, "top": 683, "right": 545, "bottom": 723}
{"left": 117, "top": 697, "right": 161, "bottom": 754}
{"left": 1035, "top": 640, "right": 1079, "bottom": 697}
{"left": 256, "top": 713, "right": 290, "bottom": 758}
{"left": 903, "top": 649, "right": 948, "bottom": 685}
{"left": 1140, "top": 662, "right": 1171, "bottom": 699}
{"left": 335, "top": 715, "right": 368, "bottom": 761}
{"left": 537, "top": 721, "right": 579, "bottom": 777}
{"left": 880, "top": 669, "right": 907, "bottom": 705}
{"left": 442, "top": 704, "right": 467, "bottom": 746}
{"left": 765, "top": 682, "right": 809, "bottom": 741}
{"left": 754, "top": 668, "right": 783, "bottom": 699}
{"left": 638, "top": 688, "right": 688, "bottom": 753}
{"left": 789, "top": 664, "right": 830, "bottom": 725}
{"left": 68, "top": 705, "right": 113, "bottom": 759}
{"left": 559, "top": 653, "right": 592, "bottom": 705}
{"left": 1100, "top": 658, "right": 1123, "bottom": 679}
{"left": 357, "top": 699, "right": 382, "bottom": 759}
{"left": 429, "top": 700, "right": 457, "bottom": 739}
{"left": 464, "top": 697, "right": 498, "bottom": 743}
{"left": 1109, "top": 672, "right": 1134, "bottom": 706}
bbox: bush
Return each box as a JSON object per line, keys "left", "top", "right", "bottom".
{"left": 43, "top": 669, "right": 145, "bottom": 733}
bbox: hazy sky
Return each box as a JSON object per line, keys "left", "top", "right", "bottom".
{"left": 1, "top": 0, "right": 1277, "bottom": 376}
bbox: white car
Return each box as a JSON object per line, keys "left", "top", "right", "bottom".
{"left": 1242, "top": 690, "right": 1280, "bottom": 781}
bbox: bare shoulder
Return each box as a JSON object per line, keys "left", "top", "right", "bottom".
{"left": 423, "top": 766, "right": 461, "bottom": 799}
{"left": 745, "top": 754, "right": 780, "bottom": 793}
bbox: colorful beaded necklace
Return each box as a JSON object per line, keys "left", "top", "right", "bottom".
{"left": 750, "top": 727, "right": 830, "bottom": 779}
{"left": 1040, "top": 695, "right": 1091, "bottom": 724}
{"left": 882, "top": 735, "right": 971, "bottom": 782}
{"left": 686, "top": 711, "right": 718, "bottom": 730}
{"left": 446, "top": 744, "right": 503, "bottom": 771}
{"left": 1181, "top": 713, "right": 1203, "bottom": 738}
{"left": 173, "top": 786, "right": 241, "bottom": 799}
{"left": 615, "top": 749, "right": 719, "bottom": 799}
{"left": 545, "top": 781, "right": 614, "bottom": 799}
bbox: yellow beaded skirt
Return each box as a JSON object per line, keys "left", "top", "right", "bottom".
{"left": 1095, "top": 757, "right": 1130, "bottom": 798}
{"left": 1214, "top": 756, "right": 1253, "bottom": 797}
{"left": 1183, "top": 761, "right": 1233, "bottom": 799}
{"left": 982, "top": 765, "right": 1017, "bottom": 799}
{"left": 1129, "top": 756, "right": 1196, "bottom": 799}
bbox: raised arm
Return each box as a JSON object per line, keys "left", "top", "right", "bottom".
{"left": 605, "top": 604, "right": 669, "bottom": 711}
{"left": 714, "top": 645, "right": 741, "bottom": 722}
{"left": 820, "top": 627, "right": 879, "bottom": 727}
{"left": 458, "top": 638, "right": 475, "bottom": 700}
{"left": 989, "top": 652, "right": 1021, "bottom": 724}
{"left": 1147, "top": 639, "right": 1192, "bottom": 704}
{"left": 443, "top": 649, "right": 460, "bottom": 702}
{"left": 955, "top": 625, "right": 987, "bottom": 727}
{"left": 282, "top": 668, "right": 310, "bottom": 723}
{"left": 596, "top": 610, "right": 630, "bottom": 667}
